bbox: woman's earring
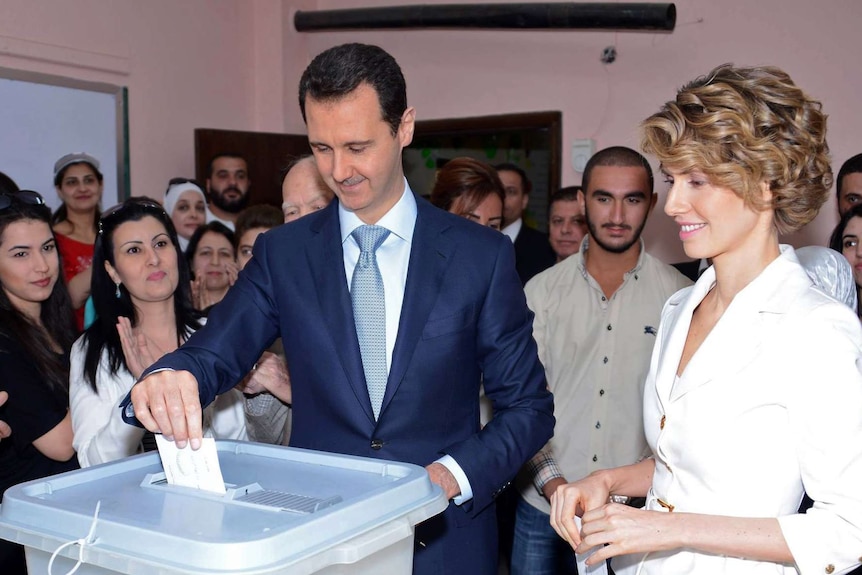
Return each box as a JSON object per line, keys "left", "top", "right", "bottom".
{"left": 115, "top": 282, "right": 122, "bottom": 299}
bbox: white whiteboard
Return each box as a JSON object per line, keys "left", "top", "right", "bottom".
{"left": 0, "top": 70, "right": 126, "bottom": 211}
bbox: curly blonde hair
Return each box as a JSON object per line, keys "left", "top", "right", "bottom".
{"left": 641, "top": 64, "right": 832, "bottom": 234}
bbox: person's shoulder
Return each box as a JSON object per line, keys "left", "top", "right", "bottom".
{"left": 421, "top": 200, "right": 507, "bottom": 245}
{"left": 515, "top": 224, "right": 550, "bottom": 246}
{"left": 0, "top": 334, "right": 37, "bottom": 380}
{"left": 643, "top": 252, "right": 694, "bottom": 288}
{"left": 527, "top": 253, "right": 578, "bottom": 286}
{"left": 0, "top": 331, "right": 22, "bottom": 355}
{"left": 519, "top": 224, "right": 547, "bottom": 239}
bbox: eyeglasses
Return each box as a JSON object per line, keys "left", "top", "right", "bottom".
{"left": 0, "top": 190, "right": 46, "bottom": 211}
{"left": 99, "top": 198, "right": 167, "bottom": 234}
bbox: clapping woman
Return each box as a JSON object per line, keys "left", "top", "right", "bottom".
{"left": 185, "top": 221, "right": 238, "bottom": 313}
{"left": 550, "top": 64, "right": 862, "bottom": 574}
{"left": 0, "top": 190, "right": 78, "bottom": 573}
{"left": 70, "top": 198, "right": 246, "bottom": 468}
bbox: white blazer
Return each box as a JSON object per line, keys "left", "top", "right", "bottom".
{"left": 616, "top": 246, "right": 862, "bottom": 575}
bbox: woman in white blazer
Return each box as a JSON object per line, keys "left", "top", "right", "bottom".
{"left": 549, "top": 64, "right": 862, "bottom": 574}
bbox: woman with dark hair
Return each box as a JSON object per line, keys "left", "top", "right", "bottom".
{"left": 185, "top": 221, "right": 237, "bottom": 312}
{"left": 0, "top": 190, "right": 79, "bottom": 573}
{"left": 234, "top": 204, "right": 283, "bottom": 270}
{"left": 52, "top": 153, "right": 104, "bottom": 331}
{"left": 69, "top": 198, "right": 246, "bottom": 467}
{"left": 430, "top": 157, "right": 505, "bottom": 231}
{"left": 0, "top": 171, "right": 19, "bottom": 195}
{"left": 829, "top": 203, "right": 862, "bottom": 317}
{"left": 550, "top": 64, "right": 862, "bottom": 574}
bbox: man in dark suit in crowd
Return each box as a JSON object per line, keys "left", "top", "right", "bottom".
{"left": 836, "top": 153, "right": 862, "bottom": 217}
{"left": 496, "top": 163, "right": 557, "bottom": 284}
{"left": 125, "top": 43, "right": 554, "bottom": 575}
{"left": 671, "top": 257, "right": 709, "bottom": 282}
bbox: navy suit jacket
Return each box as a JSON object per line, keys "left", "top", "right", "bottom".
{"left": 145, "top": 195, "right": 554, "bottom": 574}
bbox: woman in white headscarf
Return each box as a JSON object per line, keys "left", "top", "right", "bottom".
{"left": 163, "top": 178, "right": 207, "bottom": 251}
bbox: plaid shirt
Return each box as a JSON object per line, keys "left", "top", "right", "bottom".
{"left": 525, "top": 448, "right": 563, "bottom": 495}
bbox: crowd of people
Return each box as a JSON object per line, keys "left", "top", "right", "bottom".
{"left": 1, "top": 41, "right": 861, "bottom": 575}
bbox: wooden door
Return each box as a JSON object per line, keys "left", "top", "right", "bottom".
{"left": 194, "top": 128, "right": 309, "bottom": 208}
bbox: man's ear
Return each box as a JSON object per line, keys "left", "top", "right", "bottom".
{"left": 577, "top": 188, "right": 586, "bottom": 213}
{"left": 398, "top": 107, "right": 416, "bottom": 148}
{"left": 648, "top": 192, "right": 658, "bottom": 215}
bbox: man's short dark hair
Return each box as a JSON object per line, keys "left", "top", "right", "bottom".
{"left": 582, "top": 146, "right": 654, "bottom": 195}
{"left": 494, "top": 162, "right": 532, "bottom": 194}
{"left": 550, "top": 186, "right": 582, "bottom": 209}
{"left": 207, "top": 152, "right": 248, "bottom": 179}
{"left": 837, "top": 153, "right": 862, "bottom": 200}
{"left": 299, "top": 43, "right": 407, "bottom": 136}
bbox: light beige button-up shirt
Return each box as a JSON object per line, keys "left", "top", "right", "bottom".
{"left": 520, "top": 237, "right": 691, "bottom": 514}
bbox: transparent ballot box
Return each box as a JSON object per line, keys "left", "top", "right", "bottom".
{"left": 0, "top": 441, "right": 447, "bottom": 574}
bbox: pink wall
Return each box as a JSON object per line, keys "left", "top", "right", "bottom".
{"left": 285, "top": 0, "right": 862, "bottom": 262}
{"left": 2, "top": 0, "right": 861, "bottom": 264}
{"left": 0, "top": 0, "right": 258, "bottom": 202}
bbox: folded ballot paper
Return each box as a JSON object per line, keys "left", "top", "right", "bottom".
{"left": 155, "top": 435, "right": 226, "bottom": 495}
{"left": 574, "top": 515, "right": 610, "bottom": 575}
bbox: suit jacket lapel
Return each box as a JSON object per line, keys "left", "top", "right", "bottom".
{"left": 381, "top": 199, "right": 453, "bottom": 415}
{"left": 307, "top": 202, "right": 376, "bottom": 423}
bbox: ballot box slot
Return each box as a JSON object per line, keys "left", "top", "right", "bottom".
{"left": 140, "top": 472, "right": 342, "bottom": 514}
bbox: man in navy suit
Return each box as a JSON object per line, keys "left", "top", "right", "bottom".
{"left": 496, "top": 163, "right": 557, "bottom": 284}
{"left": 126, "top": 43, "right": 554, "bottom": 575}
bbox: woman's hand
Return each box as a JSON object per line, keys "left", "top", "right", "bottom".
{"left": 117, "top": 317, "right": 166, "bottom": 379}
{"left": 224, "top": 260, "right": 239, "bottom": 287}
{"left": 577, "top": 503, "right": 678, "bottom": 565}
{"left": 190, "top": 276, "right": 211, "bottom": 311}
{"left": 237, "top": 351, "right": 292, "bottom": 404}
{"left": 549, "top": 471, "right": 613, "bottom": 548}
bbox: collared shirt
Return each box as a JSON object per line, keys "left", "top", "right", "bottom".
{"left": 520, "top": 236, "right": 691, "bottom": 513}
{"left": 205, "top": 211, "right": 235, "bottom": 231}
{"left": 501, "top": 217, "right": 523, "bottom": 244}
{"left": 338, "top": 180, "right": 472, "bottom": 504}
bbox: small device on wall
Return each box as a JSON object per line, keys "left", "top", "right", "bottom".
{"left": 571, "top": 139, "right": 595, "bottom": 173}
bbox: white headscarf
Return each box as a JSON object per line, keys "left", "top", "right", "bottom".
{"left": 164, "top": 181, "right": 207, "bottom": 251}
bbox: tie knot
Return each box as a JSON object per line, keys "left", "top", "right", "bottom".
{"left": 352, "top": 225, "right": 390, "bottom": 254}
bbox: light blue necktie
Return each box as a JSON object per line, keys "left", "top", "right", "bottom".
{"left": 351, "top": 225, "right": 391, "bottom": 420}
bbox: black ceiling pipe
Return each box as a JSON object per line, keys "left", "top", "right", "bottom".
{"left": 294, "top": 3, "right": 675, "bottom": 32}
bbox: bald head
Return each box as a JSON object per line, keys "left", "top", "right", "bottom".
{"left": 281, "top": 156, "right": 334, "bottom": 223}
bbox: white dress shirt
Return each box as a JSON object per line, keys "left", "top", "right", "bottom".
{"left": 501, "top": 217, "right": 523, "bottom": 244}
{"left": 339, "top": 180, "right": 473, "bottom": 504}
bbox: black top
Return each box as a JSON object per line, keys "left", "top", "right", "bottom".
{"left": 513, "top": 224, "right": 557, "bottom": 285}
{"left": 0, "top": 335, "right": 79, "bottom": 500}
